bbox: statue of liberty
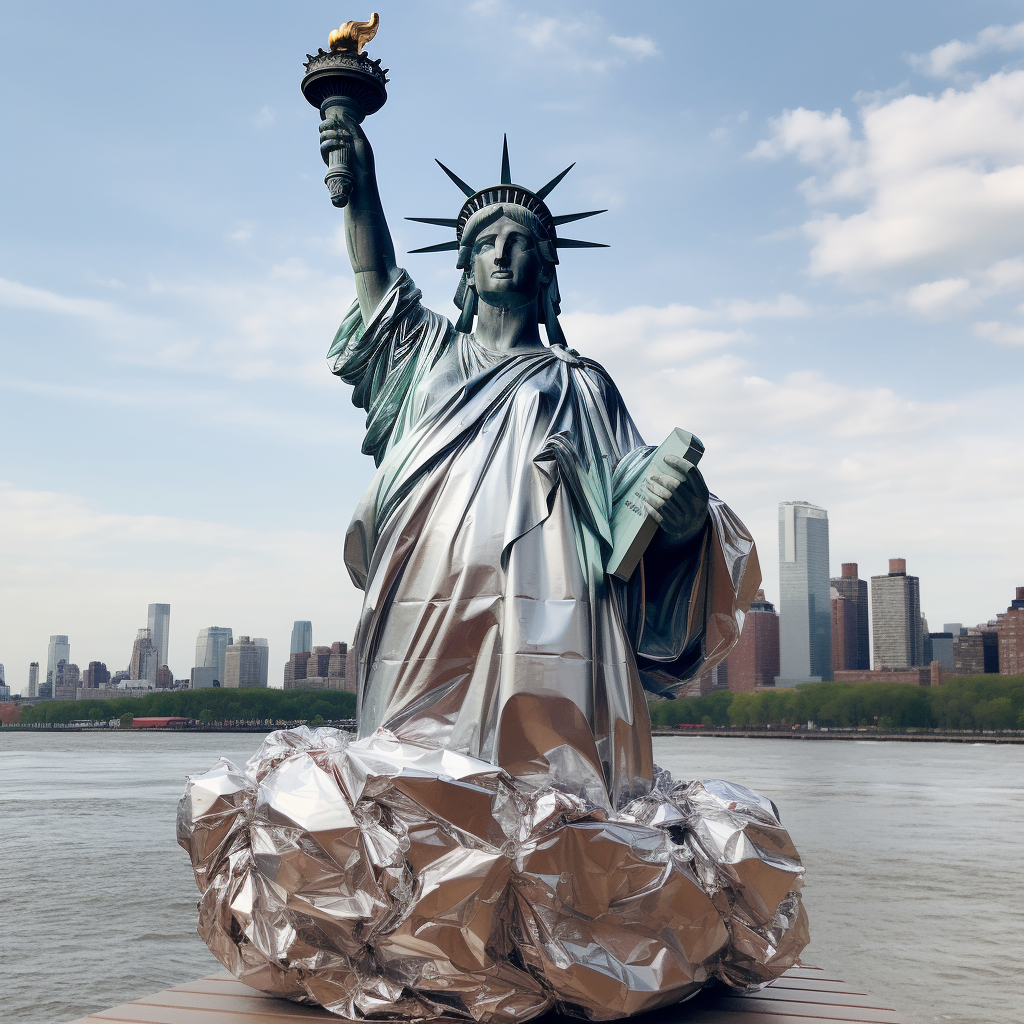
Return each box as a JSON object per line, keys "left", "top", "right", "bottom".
{"left": 178, "top": 22, "right": 808, "bottom": 1022}
{"left": 328, "top": 122, "right": 761, "bottom": 808}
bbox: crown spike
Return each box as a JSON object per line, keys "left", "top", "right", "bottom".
{"left": 409, "top": 239, "right": 461, "bottom": 254}
{"left": 406, "top": 216, "right": 459, "bottom": 228}
{"left": 500, "top": 135, "right": 512, "bottom": 186}
{"left": 435, "top": 159, "right": 476, "bottom": 198}
{"left": 552, "top": 210, "right": 607, "bottom": 227}
{"left": 554, "top": 238, "right": 609, "bottom": 249}
{"left": 536, "top": 163, "right": 575, "bottom": 200}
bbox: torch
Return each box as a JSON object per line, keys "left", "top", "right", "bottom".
{"left": 301, "top": 14, "right": 388, "bottom": 208}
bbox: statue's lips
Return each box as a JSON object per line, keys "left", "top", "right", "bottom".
{"left": 490, "top": 270, "right": 514, "bottom": 280}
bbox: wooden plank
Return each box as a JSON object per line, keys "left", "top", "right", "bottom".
{"left": 167, "top": 980, "right": 287, "bottom": 1000}
{"left": 79, "top": 1003, "right": 339, "bottom": 1023}
{"left": 66, "top": 966, "right": 907, "bottom": 1024}
{"left": 740, "top": 989, "right": 895, "bottom": 1010}
{"left": 135, "top": 991, "right": 341, "bottom": 1017}
{"left": 702, "top": 996, "right": 904, "bottom": 1024}
{"left": 765, "top": 981, "right": 870, "bottom": 995}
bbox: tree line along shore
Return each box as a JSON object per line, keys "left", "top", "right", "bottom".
{"left": 7, "top": 675, "right": 1024, "bottom": 733}
{"left": 649, "top": 674, "right": 1024, "bottom": 731}
{"left": 11, "top": 687, "right": 356, "bottom": 727}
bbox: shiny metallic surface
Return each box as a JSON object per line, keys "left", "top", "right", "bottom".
{"left": 331, "top": 272, "right": 760, "bottom": 808}
{"left": 179, "top": 728, "right": 807, "bottom": 1021}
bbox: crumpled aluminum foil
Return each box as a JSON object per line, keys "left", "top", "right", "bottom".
{"left": 178, "top": 728, "right": 808, "bottom": 1021}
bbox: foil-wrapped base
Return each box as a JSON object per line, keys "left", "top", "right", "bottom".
{"left": 178, "top": 728, "right": 808, "bottom": 1022}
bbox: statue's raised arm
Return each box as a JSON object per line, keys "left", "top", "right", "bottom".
{"left": 320, "top": 117, "right": 398, "bottom": 322}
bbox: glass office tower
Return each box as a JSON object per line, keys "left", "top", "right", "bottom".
{"left": 195, "top": 626, "right": 234, "bottom": 686}
{"left": 290, "top": 621, "right": 313, "bottom": 655}
{"left": 777, "top": 501, "right": 833, "bottom": 684}
{"left": 148, "top": 603, "right": 171, "bottom": 670}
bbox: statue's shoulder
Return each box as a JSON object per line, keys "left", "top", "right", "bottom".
{"left": 576, "top": 352, "right": 622, "bottom": 391}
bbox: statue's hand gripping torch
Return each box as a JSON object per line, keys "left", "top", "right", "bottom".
{"left": 301, "top": 14, "right": 388, "bottom": 209}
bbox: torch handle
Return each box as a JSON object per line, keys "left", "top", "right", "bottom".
{"left": 322, "top": 97, "right": 366, "bottom": 209}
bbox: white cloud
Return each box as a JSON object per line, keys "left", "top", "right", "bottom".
{"left": 562, "top": 292, "right": 807, "bottom": 363}
{"left": 252, "top": 106, "right": 274, "bottom": 129}
{"left": 905, "top": 277, "right": 973, "bottom": 315}
{"left": 973, "top": 320, "right": 1024, "bottom": 346}
{"left": 2, "top": 263, "right": 356, "bottom": 384}
{"left": 909, "top": 22, "right": 1024, "bottom": 78}
{"left": 468, "top": 2, "right": 644, "bottom": 74}
{"left": 719, "top": 294, "right": 810, "bottom": 321}
{"left": 609, "top": 35, "right": 659, "bottom": 60}
{"left": 1, "top": 277, "right": 124, "bottom": 320}
{"left": 752, "top": 69, "right": 1024, "bottom": 335}
{"left": 750, "top": 107, "right": 856, "bottom": 166}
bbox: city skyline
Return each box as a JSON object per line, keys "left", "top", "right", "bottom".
{"left": 2, "top": 3, "right": 1022, "bottom": 691}
{"left": 8, "top": 557, "right": 1020, "bottom": 697}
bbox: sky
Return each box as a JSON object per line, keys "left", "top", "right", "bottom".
{"left": 2, "top": 0, "right": 1023, "bottom": 693}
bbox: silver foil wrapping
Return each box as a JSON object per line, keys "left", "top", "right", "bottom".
{"left": 179, "top": 728, "right": 808, "bottom": 1021}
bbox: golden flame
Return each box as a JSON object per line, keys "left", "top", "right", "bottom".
{"left": 328, "top": 13, "right": 379, "bottom": 54}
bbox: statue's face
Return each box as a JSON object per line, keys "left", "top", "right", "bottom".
{"left": 471, "top": 216, "right": 547, "bottom": 309}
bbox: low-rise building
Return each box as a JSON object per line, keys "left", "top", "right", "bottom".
{"left": 833, "top": 667, "right": 937, "bottom": 686}
{"left": 996, "top": 587, "right": 1024, "bottom": 675}
{"left": 190, "top": 666, "right": 221, "bottom": 688}
{"left": 83, "top": 661, "right": 110, "bottom": 688}
{"left": 725, "top": 590, "right": 780, "bottom": 691}
{"left": 284, "top": 641, "right": 350, "bottom": 690}
{"left": 224, "top": 637, "right": 269, "bottom": 688}
{"left": 952, "top": 632, "right": 999, "bottom": 675}
{"left": 284, "top": 651, "right": 312, "bottom": 685}
{"left": 923, "top": 633, "right": 955, "bottom": 671}
{"left": 54, "top": 661, "right": 81, "bottom": 701}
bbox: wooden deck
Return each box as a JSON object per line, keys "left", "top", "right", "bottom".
{"left": 67, "top": 966, "right": 906, "bottom": 1024}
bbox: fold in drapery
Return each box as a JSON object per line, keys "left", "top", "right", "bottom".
{"left": 329, "top": 271, "right": 759, "bottom": 807}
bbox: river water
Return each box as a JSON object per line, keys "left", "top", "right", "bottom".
{"left": 1, "top": 731, "right": 1021, "bottom": 1024}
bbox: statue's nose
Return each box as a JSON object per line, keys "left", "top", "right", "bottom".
{"left": 494, "top": 236, "right": 514, "bottom": 266}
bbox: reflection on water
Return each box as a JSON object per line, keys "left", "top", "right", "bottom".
{"left": 1, "top": 731, "right": 1021, "bottom": 1024}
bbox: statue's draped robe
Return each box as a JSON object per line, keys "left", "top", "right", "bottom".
{"left": 330, "top": 272, "right": 759, "bottom": 808}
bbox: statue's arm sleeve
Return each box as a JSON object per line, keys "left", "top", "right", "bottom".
{"left": 327, "top": 269, "right": 451, "bottom": 465}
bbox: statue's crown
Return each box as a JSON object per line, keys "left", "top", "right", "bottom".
{"left": 406, "top": 136, "right": 607, "bottom": 256}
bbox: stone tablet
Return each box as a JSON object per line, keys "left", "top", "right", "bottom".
{"left": 607, "top": 427, "right": 704, "bottom": 580}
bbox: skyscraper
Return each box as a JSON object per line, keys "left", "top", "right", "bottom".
{"left": 290, "top": 621, "right": 313, "bottom": 655}
{"left": 870, "top": 559, "right": 923, "bottom": 669}
{"left": 777, "top": 501, "right": 833, "bottom": 684}
{"left": 28, "top": 662, "right": 39, "bottom": 698}
{"left": 129, "top": 628, "right": 159, "bottom": 684}
{"left": 46, "top": 635, "right": 70, "bottom": 689}
{"left": 148, "top": 603, "right": 171, "bottom": 672}
{"left": 224, "top": 636, "right": 270, "bottom": 688}
{"left": 195, "top": 626, "right": 234, "bottom": 686}
{"left": 726, "top": 590, "right": 780, "bottom": 691}
{"left": 53, "top": 661, "right": 80, "bottom": 700}
{"left": 830, "top": 563, "right": 869, "bottom": 670}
